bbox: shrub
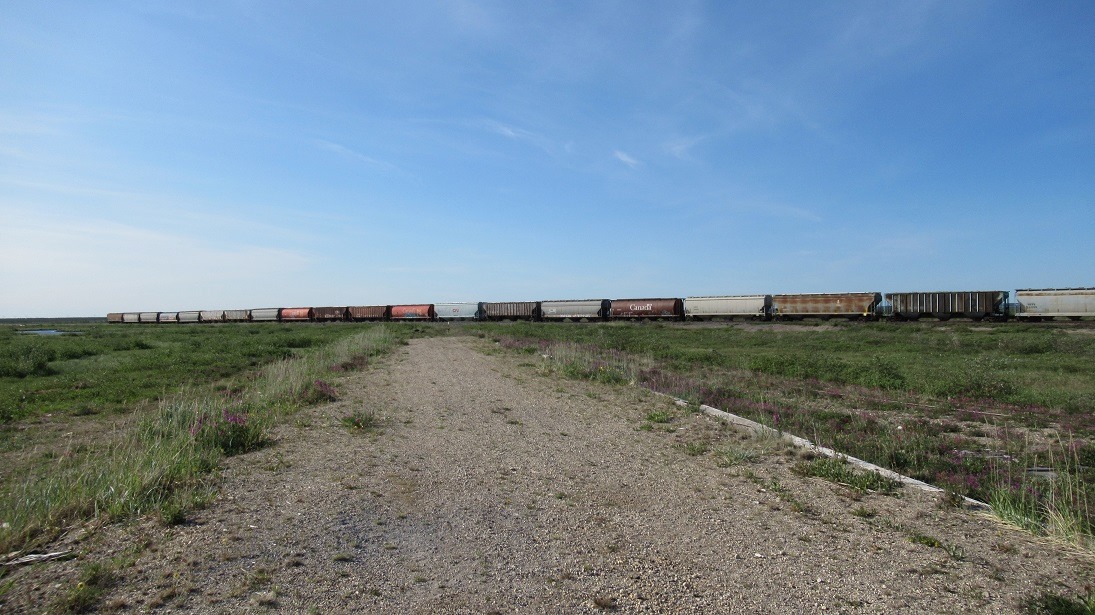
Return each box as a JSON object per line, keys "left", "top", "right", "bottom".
{"left": 190, "top": 407, "right": 267, "bottom": 456}
{"left": 0, "top": 343, "right": 54, "bottom": 378}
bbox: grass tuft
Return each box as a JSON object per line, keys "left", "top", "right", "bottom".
{"left": 341, "top": 409, "right": 379, "bottom": 433}
{"left": 793, "top": 457, "right": 901, "bottom": 495}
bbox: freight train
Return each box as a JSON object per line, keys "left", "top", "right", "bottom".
{"left": 107, "top": 288, "right": 1094, "bottom": 324}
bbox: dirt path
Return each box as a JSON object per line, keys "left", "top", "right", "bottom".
{"left": 6, "top": 336, "right": 1092, "bottom": 613}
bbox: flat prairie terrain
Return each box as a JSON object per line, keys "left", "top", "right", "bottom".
{"left": 4, "top": 336, "right": 1090, "bottom": 613}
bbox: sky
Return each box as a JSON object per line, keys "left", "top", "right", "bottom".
{"left": 1, "top": 1, "right": 1093, "bottom": 317}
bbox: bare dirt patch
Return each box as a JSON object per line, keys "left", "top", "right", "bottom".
{"left": 3, "top": 336, "right": 1091, "bottom": 613}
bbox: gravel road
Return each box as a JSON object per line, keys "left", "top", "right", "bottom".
{"left": 6, "top": 336, "right": 1091, "bottom": 613}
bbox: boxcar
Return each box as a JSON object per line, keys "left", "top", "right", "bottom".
{"left": 312, "top": 306, "right": 347, "bottom": 322}
{"left": 771, "top": 293, "right": 881, "bottom": 320}
{"left": 685, "top": 295, "right": 771, "bottom": 320}
{"left": 540, "top": 299, "right": 608, "bottom": 321}
{"left": 348, "top": 305, "right": 390, "bottom": 321}
{"left": 251, "top": 308, "right": 280, "bottom": 322}
{"left": 886, "top": 291, "right": 1008, "bottom": 321}
{"left": 200, "top": 310, "right": 225, "bottom": 323}
{"left": 1015, "top": 288, "right": 1095, "bottom": 320}
{"left": 158, "top": 312, "right": 179, "bottom": 323}
{"left": 178, "top": 311, "right": 201, "bottom": 324}
{"left": 279, "top": 307, "right": 313, "bottom": 322}
{"left": 390, "top": 304, "right": 435, "bottom": 320}
{"left": 482, "top": 301, "right": 539, "bottom": 321}
{"left": 223, "top": 309, "right": 251, "bottom": 322}
{"left": 609, "top": 298, "right": 684, "bottom": 320}
{"left": 435, "top": 302, "right": 483, "bottom": 321}
{"left": 107, "top": 313, "right": 124, "bottom": 323}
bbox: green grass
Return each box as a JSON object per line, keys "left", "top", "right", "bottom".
{"left": 0, "top": 323, "right": 379, "bottom": 422}
{"left": 342, "top": 408, "right": 379, "bottom": 433}
{"left": 0, "top": 325, "right": 408, "bottom": 555}
{"left": 793, "top": 457, "right": 901, "bottom": 495}
{"left": 56, "top": 560, "right": 115, "bottom": 613}
{"left": 473, "top": 321, "right": 1095, "bottom": 423}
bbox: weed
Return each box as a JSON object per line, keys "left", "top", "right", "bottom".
{"left": 793, "top": 458, "right": 900, "bottom": 495}
{"left": 646, "top": 410, "right": 673, "bottom": 424}
{"left": 308, "top": 379, "right": 339, "bottom": 403}
{"left": 682, "top": 442, "right": 709, "bottom": 456}
{"left": 851, "top": 506, "right": 877, "bottom": 519}
{"left": 908, "top": 532, "right": 942, "bottom": 549}
{"left": 342, "top": 409, "right": 379, "bottom": 433}
{"left": 719, "top": 445, "right": 760, "bottom": 466}
{"left": 189, "top": 405, "right": 268, "bottom": 456}
{"left": 938, "top": 489, "right": 966, "bottom": 509}
{"left": 56, "top": 561, "right": 115, "bottom": 613}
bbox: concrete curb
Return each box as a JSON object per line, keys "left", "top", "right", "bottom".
{"left": 657, "top": 392, "right": 992, "bottom": 512}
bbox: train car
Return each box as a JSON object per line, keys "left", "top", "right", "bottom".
{"left": 279, "top": 307, "right": 313, "bottom": 322}
{"left": 886, "top": 291, "right": 1008, "bottom": 321}
{"left": 390, "top": 304, "right": 435, "bottom": 320}
{"left": 107, "top": 313, "right": 124, "bottom": 324}
{"left": 178, "top": 311, "right": 201, "bottom": 324}
{"left": 348, "top": 305, "right": 390, "bottom": 321}
{"left": 771, "top": 293, "right": 881, "bottom": 320}
{"left": 158, "top": 312, "right": 179, "bottom": 323}
{"left": 313, "top": 306, "right": 348, "bottom": 322}
{"left": 122, "top": 312, "right": 141, "bottom": 323}
{"left": 540, "top": 299, "right": 609, "bottom": 321}
{"left": 435, "top": 302, "right": 483, "bottom": 321}
{"left": 685, "top": 295, "right": 771, "bottom": 321}
{"left": 1015, "top": 288, "right": 1095, "bottom": 321}
{"left": 139, "top": 312, "right": 160, "bottom": 323}
{"left": 482, "top": 301, "right": 539, "bottom": 321}
{"left": 251, "top": 308, "right": 280, "bottom": 322}
{"left": 223, "top": 309, "right": 251, "bottom": 322}
{"left": 609, "top": 298, "right": 684, "bottom": 320}
{"left": 200, "top": 310, "right": 225, "bottom": 323}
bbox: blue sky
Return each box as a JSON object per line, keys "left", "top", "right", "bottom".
{"left": 1, "top": 1, "right": 1092, "bottom": 317}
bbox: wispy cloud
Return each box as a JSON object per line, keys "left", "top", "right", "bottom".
{"left": 314, "top": 139, "right": 399, "bottom": 172}
{"left": 480, "top": 119, "right": 555, "bottom": 154}
{"left": 613, "top": 150, "right": 641, "bottom": 168}
{"left": 664, "top": 134, "right": 710, "bottom": 159}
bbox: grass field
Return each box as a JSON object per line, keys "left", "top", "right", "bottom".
{"left": 2, "top": 320, "right": 1092, "bottom": 555}
{"left": 0, "top": 322, "right": 414, "bottom": 555}
{"left": 471, "top": 320, "right": 1095, "bottom": 549}
{"left": 0, "top": 323, "right": 380, "bottom": 422}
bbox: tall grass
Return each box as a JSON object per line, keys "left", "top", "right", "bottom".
{"left": 0, "top": 326, "right": 401, "bottom": 553}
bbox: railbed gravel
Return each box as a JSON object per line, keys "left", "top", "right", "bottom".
{"left": 4, "top": 336, "right": 1092, "bottom": 613}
